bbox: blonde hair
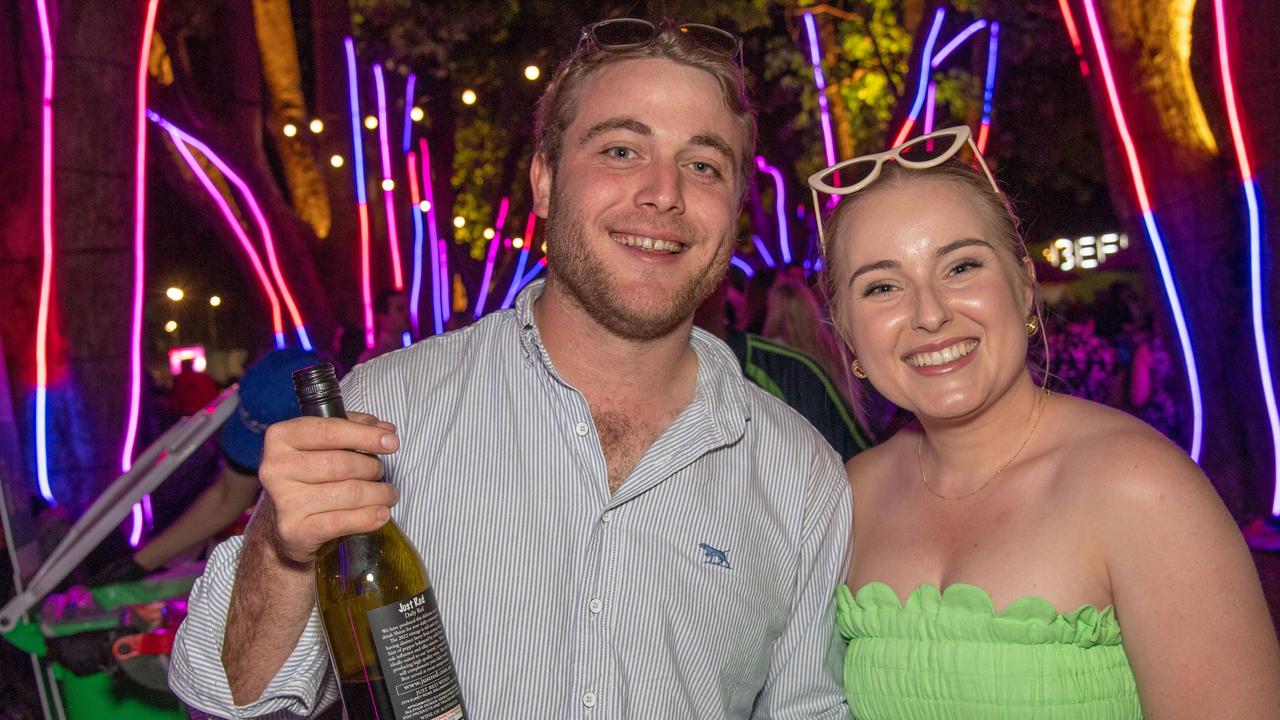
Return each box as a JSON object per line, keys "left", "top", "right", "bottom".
{"left": 534, "top": 25, "right": 757, "bottom": 195}
{"left": 820, "top": 157, "right": 1051, "bottom": 388}
{"left": 763, "top": 277, "right": 865, "bottom": 420}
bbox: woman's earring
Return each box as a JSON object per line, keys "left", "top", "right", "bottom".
{"left": 1025, "top": 314, "right": 1040, "bottom": 337}
{"left": 851, "top": 357, "right": 868, "bottom": 379}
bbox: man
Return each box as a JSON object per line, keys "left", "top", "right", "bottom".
{"left": 170, "top": 20, "right": 850, "bottom": 718}
{"left": 356, "top": 288, "right": 411, "bottom": 364}
{"left": 695, "top": 281, "right": 872, "bottom": 461}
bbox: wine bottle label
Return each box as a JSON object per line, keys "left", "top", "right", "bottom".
{"left": 365, "top": 589, "right": 466, "bottom": 720}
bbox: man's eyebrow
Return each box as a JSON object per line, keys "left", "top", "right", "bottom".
{"left": 579, "top": 117, "right": 652, "bottom": 145}
{"left": 690, "top": 133, "right": 737, "bottom": 166}
{"left": 936, "top": 238, "right": 995, "bottom": 257}
{"left": 848, "top": 259, "right": 902, "bottom": 286}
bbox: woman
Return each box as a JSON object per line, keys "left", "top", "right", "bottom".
{"left": 763, "top": 276, "right": 862, "bottom": 413}
{"left": 810, "top": 126, "right": 1280, "bottom": 718}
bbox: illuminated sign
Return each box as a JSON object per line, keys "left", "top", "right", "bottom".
{"left": 1040, "top": 232, "right": 1129, "bottom": 271}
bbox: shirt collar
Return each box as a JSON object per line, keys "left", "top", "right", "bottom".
{"left": 513, "top": 278, "right": 751, "bottom": 438}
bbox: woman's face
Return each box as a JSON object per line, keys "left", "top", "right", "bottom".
{"left": 829, "top": 178, "right": 1033, "bottom": 421}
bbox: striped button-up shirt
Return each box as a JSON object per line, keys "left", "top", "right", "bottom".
{"left": 170, "top": 281, "right": 852, "bottom": 719}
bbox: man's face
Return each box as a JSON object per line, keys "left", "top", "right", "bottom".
{"left": 531, "top": 57, "right": 747, "bottom": 341}
{"left": 381, "top": 293, "right": 410, "bottom": 336}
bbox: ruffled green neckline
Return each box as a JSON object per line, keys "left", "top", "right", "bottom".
{"left": 836, "top": 581, "right": 1123, "bottom": 647}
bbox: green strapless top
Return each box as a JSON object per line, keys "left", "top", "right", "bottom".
{"left": 836, "top": 582, "right": 1142, "bottom": 719}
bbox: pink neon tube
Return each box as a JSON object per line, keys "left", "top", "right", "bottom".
{"left": 156, "top": 116, "right": 312, "bottom": 349}
{"left": 406, "top": 151, "right": 424, "bottom": 336}
{"left": 1079, "top": 0, "right": 1203, "bottom": 461}
{"left": 162, "top": 124, "right": 287, "bottom": 344}
{"left": 122, "top": 0, "right": 162, "bottom": 545}
{"left": 373, "top": 65, "right": 404, "bottom": 290}
{"left": 1213, "top": 0, "right": 1279, "bottom": 512}
{"left": 33, "top": 0, "right": 55, "bottom": 504}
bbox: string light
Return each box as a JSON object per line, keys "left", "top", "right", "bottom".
{"left": 363, "top": 115, "right": 378, "bottom": 130}
{"left": 330, "top": 154, "right": 345, "bottom": 168}
{"left": 282, "top": 123, "right": 298, "bottom": 138}
{"left": 524, "top": 65, "right": 541, "bottom": 81}
{"left": 410, "top": 106, "right": 425, "bottom": 122}
{"left": 461, "top": 89, "right": 477, "bottom": 105}
{"left": 453, "top": 216, "right": 466, "bottom": 228}
{"left": 309, "top": 118, "right": 324, "bottom": 134}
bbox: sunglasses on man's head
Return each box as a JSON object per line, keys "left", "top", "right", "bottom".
{"left": 806, "top": 126, "right": 1001, "bottom": 255}
{"left": 575, "top": 18, "right": 743, "bottom": 67}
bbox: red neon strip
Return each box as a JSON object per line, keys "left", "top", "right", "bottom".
{"left": 1057, "top": 0, "right": 1091, "bottom": 77}
{"left": 1214, "top": 0, "right": 1253, "bottom": 181}
{"left": 977, "top": 120, "right": 991, "bottom": 154}
{"left": 359, "top": 203, "right": 374, "bottom": 348}
{"left": 122, "top": 0, "right": 162, "bottom": 473}
{"left": 1078, "top": 1, "right": 1153, "bottom": 212}
{"left": 892, "top": 118, "right": 916, "bottom": 148}
{"left": 406, "top": 151, "right": 421, "bottom": 205}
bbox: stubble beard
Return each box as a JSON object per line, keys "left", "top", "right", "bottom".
{"left": 543, "top": 188, "right": 733, "bottom": 342}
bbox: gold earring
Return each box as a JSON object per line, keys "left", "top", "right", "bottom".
{"left": 1025, "top": 315, "right": 1040, "bottom": 337}
{"left": 851, "top": 357, "right": 868, "bottom": 379}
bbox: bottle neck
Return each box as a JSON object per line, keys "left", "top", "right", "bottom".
{"left": 300, "top": 397, "right": 347, "bottom": 419}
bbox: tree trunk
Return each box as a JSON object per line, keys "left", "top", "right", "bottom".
{"left": 1072, "top": 0, "right": 1280, "bottom": 516}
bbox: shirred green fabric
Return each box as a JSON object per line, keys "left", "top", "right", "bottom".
{"left": 836, "top": 582, "right": 1142, "bottom": 719}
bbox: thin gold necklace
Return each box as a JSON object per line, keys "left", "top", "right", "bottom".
{"left": 916, "top": 389, "right": 1051, "bottom": 501}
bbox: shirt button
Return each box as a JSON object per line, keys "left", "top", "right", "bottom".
{"left": 582, "top": 691, "right": 597, "bottom": 708}
{"left": 589, "top": 598, "right": 603, "bottom": 615}
{"left": 575, "top": 422, "right": 589, "bottom": 436}
{"left": 601, "top": 510, "right": 614, "bottom": 525}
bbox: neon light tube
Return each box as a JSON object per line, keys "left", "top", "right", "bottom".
{"left": 923, "top": 81, "right": 937, "bottom": 135}
{"left": 755, "top": 156, "right": 791, "bottom": 264}
{"left": 344, "top": 38, "right": 374, "bottom": 348}
{"left": 516, "top": 256, "right": 545, "bottom": 290}
{"left": 892, "top": 7, "right": 946, "bottom": 147}
{"left": 124, "top": 0, "right": 162, "bottom": 543}
{"left": 33, "top": 0, "right": 56, "bottom": 504}
{"left": 500, "top": 248, "right": 531, "bottom": 310}
{"left": 731, "top": 256, "right": 755, "bottom": 278}
{"left": 474, "top": 196, "right": 510, "bottom": 318}
{"left": 154, "top": 115, "right": 312, "bottom": 350}
{"left": 418, "top": 139, "right": 444, "bottom": 334}
{"left": 1057, "top": 0, "right": 1091, "bottom": 77}
{"left": 931, "top": 19, "right": 987, "bottom": 68}
{"left": 752, "top": 235, "right": 776, "bottom": 268}
{"left": 373, "top": 66, "right": 404, "bottom": 290}
{"left": 401, "top": 73, "right": 416, "bottom": 154}
{"left": 162, "top": 126, "right": 286, "bottom": 344}
{"left": 802, "top": 13, "right": 837, "bottom": 168}
{"left": 1079, "top": 0, "right": 1203, "bottom": 461}
{"left": 406, "top": 151, "right": 424, "bottom": 336}
{"left": 498, "top": 209, "right": 540, "bottom": 310}
{"left": 1213, "top": 0, "right": 1278, "bottom": 512}
{"left": 977, "top": 21, "right": 1000, "bottom": 153}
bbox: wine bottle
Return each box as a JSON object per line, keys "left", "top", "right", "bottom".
{"left": 292, "top": 363, "right": 467, "bottom": 720}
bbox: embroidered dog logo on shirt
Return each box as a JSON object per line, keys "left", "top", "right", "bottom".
{"left": 698, "top": 543, "right": 731, "bottom": 569}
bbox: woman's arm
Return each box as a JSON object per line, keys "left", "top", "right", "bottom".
{"left": 1101, "top": 432, "right": 1280, "bottom": 718}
